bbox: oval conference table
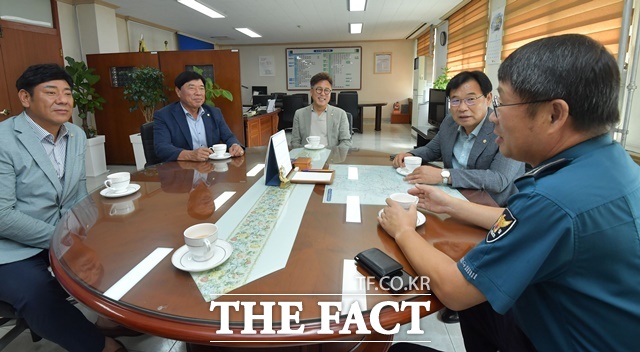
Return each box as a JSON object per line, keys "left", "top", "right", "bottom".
{"left": 50, "top": 148, "right": 495, "bottom": 352}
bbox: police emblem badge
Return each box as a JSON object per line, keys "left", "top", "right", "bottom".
{"left": 486, "top": 208, "right": 517, "bottom": 243}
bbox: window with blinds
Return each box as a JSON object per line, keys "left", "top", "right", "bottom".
{"left": 446, "top": 0, "right": 490, "bottom": 77}
{"left": 417, "top": 27, "right": 432, "bottom": 57}
{"left": 501, "top": 0, "right": 624, "bottom": 60}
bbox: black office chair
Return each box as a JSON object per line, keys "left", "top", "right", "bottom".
{"left": 294, "top": 93, "right": 309, "bottom": 105}
{"left": 0, "top": 300, "right": 42, "bottom": 351}
{"left": 329, "top": 92, "right": 337, "bottom": 106}
{"left": 279, "top": 94, "right": 306, "bottom": 131}
{"left": 346, "top": 112, "right": 354, "bottom": 135}
{"left": 338, "top": 92, "right": 360, "bottom": 133}
{"left": 140, "top": 122, "right": 160, "bottom": 167}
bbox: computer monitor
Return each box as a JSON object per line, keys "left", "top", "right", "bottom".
{"left": 252, "top": 94, "right": 271, "bottom": 107}
{"left": 251, "top": 86, "right": 268, "bottom": 96}
{"left": 427, "top": 89, "right": 447, "bottom": 129}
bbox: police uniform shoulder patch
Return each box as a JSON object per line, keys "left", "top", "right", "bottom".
{"left": 486, "top": 208, "right": 517, "bottom": 243}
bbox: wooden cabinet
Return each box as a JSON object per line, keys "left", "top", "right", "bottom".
{"left": 244, "top": 109, "right": 280, "bottom": 147}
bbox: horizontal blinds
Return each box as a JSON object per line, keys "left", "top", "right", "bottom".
{"left": 417, "top": 27, "right": 432, "bottom": 57}
{"left": 501, "top": 0, "right": 624, "bottom": 60}
{"left": 447, "top": 0, "right": 489, "bottom": 77}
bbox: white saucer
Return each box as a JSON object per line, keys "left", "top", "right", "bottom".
{"left": 396, "top": 167, "right": 410, "bottom": 176}
{"left": 209, "top": 152, "right": 231, "bottom": 160}
{"left": 378, "top": 209, "right": 426, "bottom": 227}
{"left": 172, "top": 240, "right": 233, "bottom": 272}
{"left": 304, "top": 144, "right": 325, "bottom": 150}
{"left": 100, "top": 184, "right": 140, "bottom": 198}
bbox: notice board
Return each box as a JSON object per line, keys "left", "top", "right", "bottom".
{"left": 286, "top": 47, "right": 361, "bottom": 90}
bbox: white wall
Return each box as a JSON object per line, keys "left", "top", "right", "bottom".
{"left": 127, "top": 21, "right": 178, "bottom": 52}
{"left": 57, "top": 1, "right": 81, "bottom": 61}
{"left": 220, "top": 40, "right": 415, "bottom": 120}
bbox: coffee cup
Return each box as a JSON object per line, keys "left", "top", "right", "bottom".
{"left": 390, "top": 193, "right": 419, "bottom": 210}
{"left": 109, "top": 200, "right": 135, "bottom": 216}
{"left": 211, "top": 144, "right": 227, "bottom": 157}
{"left": 306, "top": 136, "right": 321, "bottom": 148}
{"left": 184, "top": 223, "right": 218, "bottom": 262}
{"left": 104, "top": 172, "right": 130, "bottom": 193}
{"left": 404, "top": 156, "right": 422, "bottom": 173}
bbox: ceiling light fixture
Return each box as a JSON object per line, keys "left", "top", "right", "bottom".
{"left": 349, "top": 0, "right": 367, "bottom": 12}
{"left": 177, "top": 0, "right": 225, "bottom": 18}
{"left": 350, "top": 23, "right": 363, "bottom": 34}
{"left": 235, "top": 28, "right": 262, "bottom": 38}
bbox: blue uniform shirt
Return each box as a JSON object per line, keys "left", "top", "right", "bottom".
{"left": 458, "top": 134, "right": 640, "bottom": 351}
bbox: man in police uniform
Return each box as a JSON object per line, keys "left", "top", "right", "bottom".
{"left": 379, "top": 34, "right": 640, "bottom": 351}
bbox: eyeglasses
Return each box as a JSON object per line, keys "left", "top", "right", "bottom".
{"left": 449, "top": 95, "right": 485, "bottom": 107}
{"left": 492, "top": 96, "right": 555, "bottom": 118}
{"left": 314, "top": 87, "right": 332, "bottom": 95}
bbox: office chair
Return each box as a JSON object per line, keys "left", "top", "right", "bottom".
{"left": 140, "top": 122, "right": 160, "bottom": 167}
{"left": 346, "top": 112, "right": 354, "bottom": 135}
{"left": 279, "top": 94, "right": 305, "bottom": 131}
{"left": 329, "top": 92, "right": 337, "bottom": 106}
{"left": 0, "top": 300, "right": 42, "bottom": 351}
{"left": 337, "top": 91, "right": 360, "bottom": 133}
{"left": 294, "top": 93, "right": 309, "bottom": 106}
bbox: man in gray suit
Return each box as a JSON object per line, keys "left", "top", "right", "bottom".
{"left": 290, "top": 72, "right": 352, "bottom": 149}
{"left": 0, "top": 65, "right": 125, "bottom": 351}
{"left": 393, "top": 71, "right": 524, "bottom": 207}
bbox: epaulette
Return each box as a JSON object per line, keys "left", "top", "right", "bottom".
{"left": 516, "top": 158, "right": 572, "bottom": 181}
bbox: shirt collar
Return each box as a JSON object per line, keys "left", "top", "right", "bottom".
{"left": 180, "top": 103, "right": 204, "bottom": 120}
{"left": 457, "top": 116, "right": 486, "bottom": 137}
{"left": 24, "top": 113, "right": 69, "bottom": 142}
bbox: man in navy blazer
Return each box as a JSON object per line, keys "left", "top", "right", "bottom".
{"left": 154, "top": 70, "right": 244, "bottom": 162}
{"left": 0, "top": 65, "right": 125, "bottom": 351}
{"left": 393, "top": 71, "right": 524, "bottom": 207}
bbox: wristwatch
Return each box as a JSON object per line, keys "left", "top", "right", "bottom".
{"left": 441, "top": 169, "right": 450, "bottom": 184}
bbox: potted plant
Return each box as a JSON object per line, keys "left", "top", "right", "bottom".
{"left": 122, "top": 66, "right": 168, "bottom": 170}
{"left": 433, "top": 67, "right": 450, "bottom": 90}
{"left": 64, "top": 56, "right": 106, "bottom": 138}
{"left": 191, "top": 66, "right": 233, "bottom": 105}
{"left": 64, "top": 56, "right": 108, "bottom": 177}
{"left": 122, "top": 66, "right": 168, "bottom": 123}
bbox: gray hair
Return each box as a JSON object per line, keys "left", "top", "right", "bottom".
{"left": 498, "top": 34, "right": 620, "bottom": 134}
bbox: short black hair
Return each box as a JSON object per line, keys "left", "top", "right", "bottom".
{"left": 310, "top": 72, "right": 332, "bottom": 87}
{"left": 175, "top": 70, "right": 206, "bottom": 89}
{"left": 16, "top": 64, "right": 73, "bottom": 96}
{"left": 499, "top": 34, "right": 620, "bottom": 134}
{"left": 445, "top": 71, "right": 492, "bottom": 97}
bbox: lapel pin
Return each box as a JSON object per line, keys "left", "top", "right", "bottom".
{"left": 483, "top": 139, "right": 486, "bottom": 144}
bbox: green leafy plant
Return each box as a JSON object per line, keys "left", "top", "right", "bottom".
{"left": 64, "top": 56, "right": 106, "bottom": 138}
{"left": 192, "top": 66, "right": 233, "bottom": 106}
{"left": 433, "top": 67, "right": 451, "bottom": 90}
{"left": 123, "top": 66, "right": 168, "bottom": 123}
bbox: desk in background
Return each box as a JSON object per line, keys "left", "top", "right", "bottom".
{"left": 50, "top": 148, "right": 495, "bottom": 351}
{"left": 358, "top": 102, "right": 388, "bottom": 132}
{"left": 244, "top": 108, "right": 280, "bottom": 147}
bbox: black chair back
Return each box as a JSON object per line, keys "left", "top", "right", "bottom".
{"left": 346, "top": 112, "right": 354, "bottom": 135}
{"left": 294, "top": 93, "right": 309, "bottom": 105}
{"left": 337, "top": 92, "right": 359, "bottom": 133}
{"left": 329, "top": 92, "right": 337, "bottom": 106}
{"left": 0, "top": 300, "right": 42, "bottom": 350}
{"left": 279, "top": 95, "right": 306, "bottom": 131}
{"left": 140, "top": 122, "right": 160, "bottom": 167}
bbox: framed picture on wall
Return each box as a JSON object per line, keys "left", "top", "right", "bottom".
{"left": 374, "top": 52, "right": 392, "bottom": 74}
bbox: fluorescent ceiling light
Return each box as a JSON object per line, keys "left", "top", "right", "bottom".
{"left": 349, "top": 0, "right": 367, "bottom": 11}
{"left": 177, "top": 0, "right": 225, "bottom": 18}
{"left": 235, "top": 27, "right": 262, "bottom": 38}
{"left": 350, "top": 23, "right": 363, "bottom": 34}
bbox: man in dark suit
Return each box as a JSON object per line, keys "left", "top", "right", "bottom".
{"left": 154, "top": 70, "right": 244, "bottom": 162}
{"left": 392, "top": 71, "right": 524, "bottom": 207}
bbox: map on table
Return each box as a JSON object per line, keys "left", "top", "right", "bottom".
{"left": 323, "top": 164, "right": 467, "bottom": 205}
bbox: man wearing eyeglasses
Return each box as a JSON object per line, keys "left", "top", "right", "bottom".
{"left": 290, "top": 72, "right": 352, "bottom": 149}
{"left": 382, "top": 35, "right": 640, "bottom": 352}
{"left": 392, "top": 71, "right": 524, "bottom": 207}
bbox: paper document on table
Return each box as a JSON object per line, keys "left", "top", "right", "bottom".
{"left": 104, "top": 247, "right": 173, "bottom": 301}
{"left": 346, "top": 196, "right": 361, "bottom": 223}
{"left": 291, "top": 170, "right": 335, "bottom": 184}
{"left": 342, "top": 259, "right": 367, "bottom": 311}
